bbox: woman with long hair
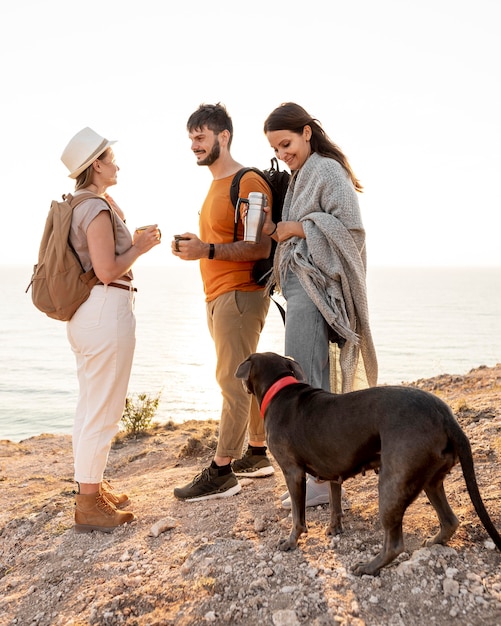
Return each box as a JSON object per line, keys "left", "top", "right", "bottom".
{"left": 261, "top": 103, "right": 378, "bottom": 507}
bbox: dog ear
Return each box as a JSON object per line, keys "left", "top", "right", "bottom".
{"left": 284, "top": 355, "right": 307, "bottom": 382}
{"left": 235, "top": 359, "right": 251, "bottom": 380}
{"left": 235, "top": 358, "right": 254, "bottom": 394}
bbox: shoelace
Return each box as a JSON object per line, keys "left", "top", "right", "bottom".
{"left": 192, "top": 468, "right": 212, "bottom": 484}
{"left": 102, "top": 479, "right": 119, "bottom": 497}
{"left": 96, "top": 494, "right": 117, "bottom": 515}
{"left": 101, "top": 479, "right": 130, "bottom": 507}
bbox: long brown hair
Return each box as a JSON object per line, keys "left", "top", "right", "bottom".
{"left": 264, "top": 102, "right": 363, "bottom": 192}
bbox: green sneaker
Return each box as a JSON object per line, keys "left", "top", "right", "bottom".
{"left": 232, "top": 448, "right": 275, "bottom": 478}
{"left": 174, "top": 466, "right": 242, "bottom": 502}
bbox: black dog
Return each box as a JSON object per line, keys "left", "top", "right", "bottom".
{"left": 235, "top": 351, "right": 501, "bottom": 576}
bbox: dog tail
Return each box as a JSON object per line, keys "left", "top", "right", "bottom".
{"left": 454, "top": 424, "right": 501, "bottom": 550}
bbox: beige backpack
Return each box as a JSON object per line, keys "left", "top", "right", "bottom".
{"left": 26, "top": 192, "right": 116, "bottom": 321}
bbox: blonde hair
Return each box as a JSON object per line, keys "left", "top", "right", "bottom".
{"left": 74, "top": 148, "right": 111, "bottom": 190}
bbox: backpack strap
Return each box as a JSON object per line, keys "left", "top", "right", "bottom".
{"left": 65, "top": 192, "right": 118, "bottom": 240}
{"left": 64, "top": 192, "right": 118, "bottom": 272}
{"left": 230, "top": 168, "right": 263, "bottom": 242}
{"left": 230, "top": 168, "right": 258, "bottom": 209}
{"left": 229, "top": 168, "right": 286, "bottom": 323}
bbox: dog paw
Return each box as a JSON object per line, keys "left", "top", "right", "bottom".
{"left": 351, "top": 561, "right": 380, "bottom": 577}
{"left": 278, "top": 538, "right": 297, "bottom": 552}
{"left": 326, "top": 523, "right": 344, "bottom": 536}
{"left": 422, "top": 535, "right": 447, "bottom": 548}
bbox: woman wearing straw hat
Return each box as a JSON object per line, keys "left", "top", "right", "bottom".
{"left": 60, "top": 127, "right": 161, "bottom": 532}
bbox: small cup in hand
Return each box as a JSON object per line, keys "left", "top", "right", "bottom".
{"left": 136, "top": 225, "right": 161, "bottom": 241}
{"left": 174, "top": 234, "right": 190, "bottom": 252}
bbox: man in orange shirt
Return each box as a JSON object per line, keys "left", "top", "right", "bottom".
{"left": 172, "top": 103, "right": 274, "bottom": 501}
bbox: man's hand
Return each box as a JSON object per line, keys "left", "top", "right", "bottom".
{"left": 171, "top": 233, "right": 207, "bottom": 260}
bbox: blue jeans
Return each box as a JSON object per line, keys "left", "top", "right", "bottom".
{"left": 282, "top": 270, "right": 330, "bottom": 391}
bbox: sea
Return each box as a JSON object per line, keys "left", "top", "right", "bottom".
{"left": 1, "top": 264, "right": 500, "bottom": 443}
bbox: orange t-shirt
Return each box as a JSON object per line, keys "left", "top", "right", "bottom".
{"left": 199, "top": 170, "right": 272, "bottom": 302}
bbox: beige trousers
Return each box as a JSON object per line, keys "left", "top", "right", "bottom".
{"left": 67, "top": 284, "right": 136, "bottom": 484}
{"left": 206, "top": 289, "right": 270, "bottom": 459}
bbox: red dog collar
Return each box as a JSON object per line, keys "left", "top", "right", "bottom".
{"left": 260, "top": 376, "right": 300, "bottom": 418}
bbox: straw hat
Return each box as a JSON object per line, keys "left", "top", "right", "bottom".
{"left": 61, "top": 127, "right": 117, "bottom": 179}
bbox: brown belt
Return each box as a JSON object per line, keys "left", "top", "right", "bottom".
{"left": 98, "top": 282, "right": 138, "bottom": 292}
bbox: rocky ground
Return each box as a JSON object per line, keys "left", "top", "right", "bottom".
{"left": 1, "top": 364, "right": 500, "bottom": 626}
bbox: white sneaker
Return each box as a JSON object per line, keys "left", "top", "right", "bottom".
{"left": 281, "top": 476, "right": 351, "bottom": 509}
{"left": 281, "top": 475, "right": 330, "bottom": 509}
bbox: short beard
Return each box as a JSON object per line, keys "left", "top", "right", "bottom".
{"left": 197, "top": 138, "right": 220, "bottom": 166}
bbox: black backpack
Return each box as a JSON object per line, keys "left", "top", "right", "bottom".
{"left": 230, "top": 157, "right": 290, "bottom": 287}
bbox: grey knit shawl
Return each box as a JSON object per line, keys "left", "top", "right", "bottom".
{"left": 273, "top": 152, "right": 378, "bottom": 391}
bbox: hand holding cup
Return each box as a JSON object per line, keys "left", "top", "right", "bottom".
{"left": 134, "top": 224, "right": 161, "bottom": 251}
{"left": 173, "top": 234, "right": 190, "bottom": 253}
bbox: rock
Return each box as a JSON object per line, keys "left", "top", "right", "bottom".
{"left": 149, "top": 517, "right": 177, "bottom": 537}
{"left": 272, "top": 609, "right": 301, "bottom": 626}
{"left": 443, "top": 578, "right": 460, "bottom": 597}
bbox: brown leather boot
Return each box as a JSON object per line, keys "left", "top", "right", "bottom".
{"left": 74, "top": 491, "right": 135, "bottom": 533}
{"left": 101, "top": 479, "right": 131, "bottom": 509}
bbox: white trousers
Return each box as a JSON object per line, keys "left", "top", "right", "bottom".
{"left": 67, "top": 284, "right": 136, "bottom": 484}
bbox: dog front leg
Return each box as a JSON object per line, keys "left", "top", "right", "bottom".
{"left": 279, "top": 470, "right": 307, "bottom": 551}
{"left": 326, "top": 481, "right": 344, "bottom": 536}
{"left": 352, "top": 522, "right": 405, "bottom": 576}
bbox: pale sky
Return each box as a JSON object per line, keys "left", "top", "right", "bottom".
{"left": 2, "top": 0, "right": 500, "bottom": 268}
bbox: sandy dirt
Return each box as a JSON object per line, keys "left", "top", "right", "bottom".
{"left": 1, "top": 364, "right": 500, "bottom": 625}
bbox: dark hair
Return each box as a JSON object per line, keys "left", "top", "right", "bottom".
{"left": 187, "top": 102, "right": 233, "bottom": 148}
{"left": 264, "top": 102, "right": 362, "bottom": 192}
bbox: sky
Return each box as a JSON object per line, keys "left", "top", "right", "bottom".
{"left": 1, "top": 0, "right": 500, "bottom": 268}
